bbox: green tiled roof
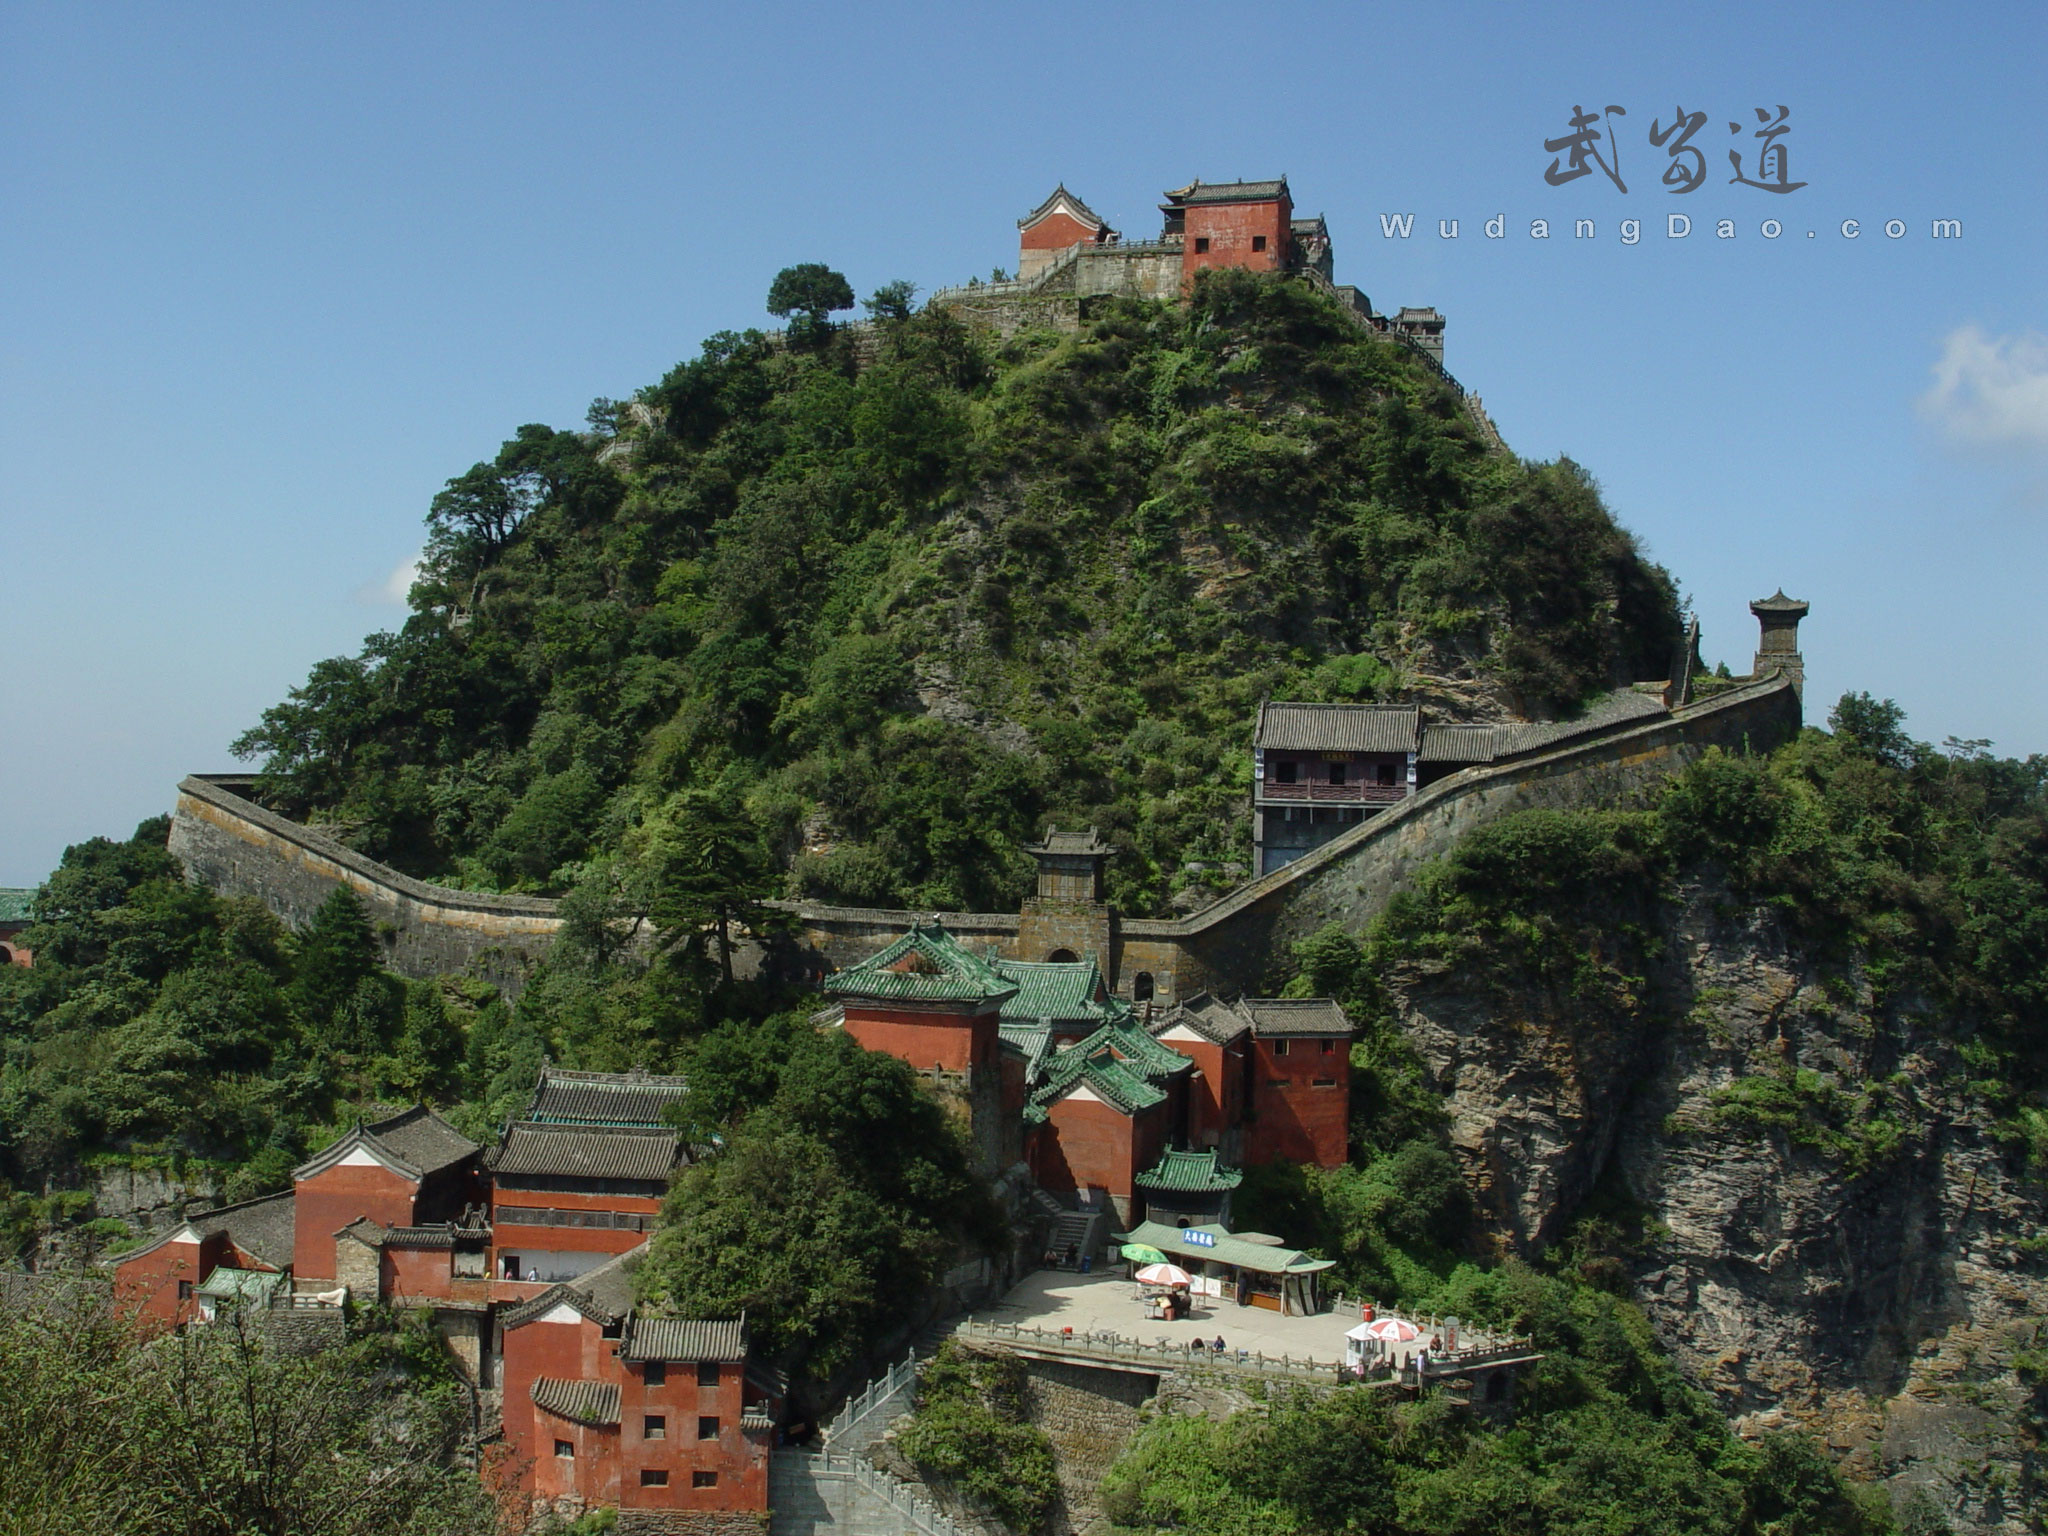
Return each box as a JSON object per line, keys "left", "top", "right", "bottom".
{"left": 194, "top": 1266, "right": 287, "bottom": 1302}
{"left": 1028, "top": 1042, "right": 1167, "bottom": 1121}
{"left": 1119, "top": 1220, "right": 1335, "bottom": 1277}
{"left": 1094, "top": 1017, "right": 1193, "bottom": 1081}
{"left": 0, "top": 890, "right": 34, "bottom": 925}
{"left": 996, "top": 957, "right": 1111, "bottom": 1025}
{"left": 999, "top": 1021, "right": 1054, "bottom": 1082}
{"left": 1136, "top": 1149, "right": 1243, "bottom": 1193}
{"left": 825, "top": 921, "right": 1018, "bottom": 1005}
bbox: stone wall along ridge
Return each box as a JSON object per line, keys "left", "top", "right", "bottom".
{"left": 170, "top": 672, "right": 1796, "bottom": 1000}
{"left": 168, "top": 775, "right": 562, "bottom": 992}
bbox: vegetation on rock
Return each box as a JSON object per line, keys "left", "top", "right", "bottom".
{"left": 230, "top": 269, "right": 1677, "bottom": 918}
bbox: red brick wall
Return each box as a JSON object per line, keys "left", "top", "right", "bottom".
{"left": 115, "top": 1229, "right": 231, "bottom": 1331}
{"left": 841, "top": 1001, "right": 995, "bottom": 1074}
{"left": 1031, "top": 1095, "right": 1167, "bottom": 1205}
{"left": 1245, "top": 1037, "right": 1350, "bottom": 1168}
{"left": 294, "top": 1162, "right": 419, "bottom": 1282}
{"left": 381, "top": 1244, "right": 455, "bottom": 1301}
{"left": 499, "top": 1314, "right": 767, "bottom": 1515}
{"left": 1182, "top": 197, "right": 1291, "bottom": 282}
{"left": 1172, "top": 1036, "right": 1245, "bottom": 1151}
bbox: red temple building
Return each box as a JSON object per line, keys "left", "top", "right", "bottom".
{"left": 291, "top": 1106, "right": 484, "bottom": 1285}
{"left": 487, "top": 1064, "right": 689, "bottom": 1288}
{"left": 822, "top": 913, "right": 1353, "bottom": 1233}
{"left": 497, "top": 1246, "right": 772, "bottom": 1528}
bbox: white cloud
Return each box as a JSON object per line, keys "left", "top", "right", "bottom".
{"left": 355, "top": 553, "right": 420, "bottom": 606}
{"left": 1919, "top": 325, "right": 2048, "bottom": 451}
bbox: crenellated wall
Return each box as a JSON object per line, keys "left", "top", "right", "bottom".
{"left": 168, "top": 673, "right": 1798, "bottom": 1002}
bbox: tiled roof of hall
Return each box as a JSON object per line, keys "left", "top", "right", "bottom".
{"left": 622, "top": 1316, "right": 748, "bottom": 1364}
{"left": 1089, "top": 1016, "right": 1196, "bottom": 1082}
{"left": 112, "top": 1187, "right": 299, "bottom": 1272}
{"left": 1240, "top": 998, "right": 1354, "bottom": 1037}
{"left": 1256, "top": 701, "right": 1421, "bottom": 754}
{"left": 995, "top": 956, "right": 1112, "bottom": 1025}
{"left": 823, "top": 920, "right": 1019, "bottom": 1006}
{"left": 293, "top": 1105, "right": 480, "bottom": 1184}
{"left": 1026, "top": 1047, "right": 1165, "bottom": 1122}
{"left": 0, "top": 889, "right": 34, "bottom": 925}
{"left": 489, "top": 1122, "right": 682, "bottom": 1183}
{"left": 1136, "top": 1148, "right": 1244, "bottom": 1194}
{"left": 999, "top": 1021, "right": 1054, "bottom": 1083}
{"left": 526, "top": 1061, "right": 689, "bottom": 1129}
{"left": 1164, "top": 177, "right": 1291, "bottom": 206}
{"left": 1018, "top": 184, "right": 1111, "bottom": 232}
{"left": 532, "top": 1377, "right": 621, "bottom": 1428}
{"left": 1027, "top": 827, "right": 1113, "bottom": 857}
{"left": 1149, "top": 992, "right": 1252, "bottom": 1047}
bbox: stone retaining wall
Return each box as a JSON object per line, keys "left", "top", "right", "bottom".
{"left": 168, "top": 776, "right": 561, "bottom": 994}
{"left": 170, "top": 674, "right": 1797, "bottom": 1001}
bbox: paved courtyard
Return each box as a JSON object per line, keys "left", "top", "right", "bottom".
{"left": 966, "top": 1267, "right": 1433, "bottom": 1369}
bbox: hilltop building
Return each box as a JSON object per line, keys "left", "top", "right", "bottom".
{"left": 938, "top": 175, "right": 1457, "bottom": 383}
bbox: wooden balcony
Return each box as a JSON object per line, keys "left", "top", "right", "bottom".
{"left": 1256, "top": 780, "right": 1409, "bottom": 805}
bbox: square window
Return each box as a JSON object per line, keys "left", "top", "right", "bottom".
{"left": 1328, "top": 762, "right": 1346, "bottom": 785}
{"left": 645, "top": 1415, "right": 666, "bottom": 1440}
{"left": 1275, "top": 761, "right": 1297, "bottom": 784}
{"left": 640, "top": 1468, "right": 669, "bottom": 1487}
{"left": 177, "top": 1280, "right": 193, "bottom": 1300}
{"left": 1321, "top": 1039, "right": 1336, "bottom": 1055}
{"left": 1251, "top": 234, "right": 1267, "bottom": 252}
{"left": 692, "top": 1470, "right": 719, "bottom": 1489}
{"left": 1194, "top": 236, "right": 1211, "bottom": 253}
{"left": 555, "top": 1439, "right": 574, "bottom": 1459}
{"left": 697, "top": 1360, "right": 720, "bottom": 1388}
{"left": 698, "top": 1416, "right": 720, "bottom": 1440}
{"left": 1273, "top": 1040, "right": 1289, "bottom": 1056}
{"left": 645, "top": 1361, "right": 667, "bottom": 1386}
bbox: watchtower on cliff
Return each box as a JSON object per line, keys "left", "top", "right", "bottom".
{"left": 1750, "top": 591, "right": 1810, "bottom": 699}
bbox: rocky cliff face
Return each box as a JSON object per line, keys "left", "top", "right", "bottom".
{"left": 1391, "top": 878, "right": 2046, "bottom": 1535}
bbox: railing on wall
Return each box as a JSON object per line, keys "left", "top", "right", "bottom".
{"left": 1256, "top": 781, "right": 1409, "bottom": 805}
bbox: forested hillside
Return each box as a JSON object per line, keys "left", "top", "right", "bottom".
{"left": 231, "top": 269, "right": 1677, "bottom": 919}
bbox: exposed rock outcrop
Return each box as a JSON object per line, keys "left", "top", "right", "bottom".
{"left": 1388, "top": 878, "right": 2047, "bottom": 1535}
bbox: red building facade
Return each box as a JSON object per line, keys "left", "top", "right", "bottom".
{"left": 291, "top": 1108, "right": 482, "bottom": 1284}
{"left": 1161, "top": 179, "right": 1294, "bottom": 280}
{"left": 498, "top": 1249, "right": 770, "bottom": 1528}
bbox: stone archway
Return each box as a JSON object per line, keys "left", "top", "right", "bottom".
{"left": 1044, "top": 948, "right": 1079, "bottom": 964}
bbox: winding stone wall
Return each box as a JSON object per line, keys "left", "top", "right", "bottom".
{"left": 167, "top": 776, "right": 560, "bottom": 994}
{"left": 169, "top": 674, "right": 1798, "bottom": 1001}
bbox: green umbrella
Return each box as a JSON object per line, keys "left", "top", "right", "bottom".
{"left": 1121, "top": 1243, "right": 1168, "bottom": 1264}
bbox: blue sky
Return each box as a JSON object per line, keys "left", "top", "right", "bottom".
{"left": 3, "top": 0, "right": 2044, "bottom": 886}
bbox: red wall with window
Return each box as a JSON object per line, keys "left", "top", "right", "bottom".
{"left": 1182, "top": 197, "right": 1291, "bottom": 281}
{"left": 498, "top": 1312, "right": 768, "bottom": 1516}
{"left": 1245, "top": 1035, "right": 1350, "bottom": 1168}
{"left": 491, "top": 1181, "right": 665, "bottom": 1275}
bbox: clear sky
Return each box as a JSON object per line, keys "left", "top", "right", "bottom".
{"left": 3, "top": 0, "right": 2044, "bottom": 887}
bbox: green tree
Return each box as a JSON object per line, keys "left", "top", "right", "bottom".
{"left": 638, "top": 789, "right": 782, "bottom": 989}
{"left": 766, "top": 262, "right": 855, "bottom": 345}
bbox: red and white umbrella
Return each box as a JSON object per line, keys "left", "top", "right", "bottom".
{"left": 1355, "top": 1316, "right": 1421, "bottom": 1342}
{"left": 1134, "top": 1262, "right": 1193, "bottom": 1287}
